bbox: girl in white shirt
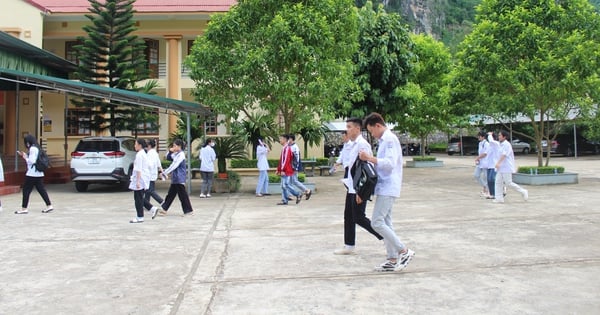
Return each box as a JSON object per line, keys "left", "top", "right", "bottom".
{"left": 15, "top": 135, "right": 53, "bottom": 214}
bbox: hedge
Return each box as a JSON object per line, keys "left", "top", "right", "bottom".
{"left": 231, "top": 158, "right": 330, "bottom": 168}
{"left": 268, "top": 173, "right": 305, "bottom": 183}
{"left": 517, "top": 166, "right": 565, "bottom": 174}
{"left": 412, "top": 156, "right": 437, "bottom": 161}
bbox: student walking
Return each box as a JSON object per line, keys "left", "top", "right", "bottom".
{"left": 145, "top": 139, "right": 164, "bottom": 207}
{"left": 334, "top": 118, "right": 383, "bottom": 255}
{"left": 276, "top": 134, "right": 301, "bottom": 205}
{"left": 129, "top": 138, "right": 158, "bottom": 223}
{"left": 474, "top": 131, "right": 490, "bottom": 198}
{"left": 15, "top": 135, "right": 53, "bottom": 214}
{"left": 199, "top": 138, "right": 216, "bottom": 198}
{"left": 358, "top": 113, "right": 414, "bottom": 272}
{"left": 490, "top": 130, "right": 528, "bottom": 203}
{"left": 288, "top": 134, "right": 312, "bottom": 200}
{"left": 158, "top": 139, "right": 194, "bottom": 216}
{"left": 255, "top": 138, "right": 270, "bottom": 197}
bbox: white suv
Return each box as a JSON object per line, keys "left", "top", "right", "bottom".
{"left": 70, "top": 136, "right": 136, "bottom": 192}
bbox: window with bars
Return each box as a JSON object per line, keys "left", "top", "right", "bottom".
{"left": 65, "top": 40, "right": 80, "bottom": 64}
{"left": 136, "top": 109, "right": 159, "bottom": 135}
{"left": 145, "top": 39, "right": 159, "bottom": 78}
{"left": 67, "top": 108, "right": 91, "bottom": 136}
{"left": 205, "top": 115, "right": 217, "bottom": 135}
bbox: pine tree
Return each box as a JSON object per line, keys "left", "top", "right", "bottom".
{"left": 74, "top": 0, "right": 156, "bottom": 136}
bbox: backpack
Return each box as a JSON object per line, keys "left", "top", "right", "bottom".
{"left": 34, "top": 145, "right": 50, "bottom": 172}
{"left": 351, "top": 157, "right": 378, "bottom": 201}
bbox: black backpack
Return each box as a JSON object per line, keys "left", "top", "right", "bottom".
{"left": 351, "top": 157, "right": 378, "bottom": 201}
{"left": 34, "top": 145, "right": 50, "bottom": 172}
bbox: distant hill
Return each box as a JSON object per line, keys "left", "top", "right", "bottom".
{"left": 361, "top": 0, "right": 600, "bottom": 52}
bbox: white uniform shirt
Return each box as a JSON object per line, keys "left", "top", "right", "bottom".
{"left": 498, "top": 140, "right": 516, "bottom": 173}
{"left": 199, "top": 146, "right": 216, "bottom": 172}
{"left": 374, "top": 129, "right": 403, "bottom": 198}
{"left": 146, "top": 148, "right": 162, "bottom": 181}
{"left": 25, "top": 146, "right": 44, "bottom": 177}
{"left": 343, "top": 135, "right": 372, "bottom": 194}
{"left": 477, "top": 140, "right": 491, "bottom": 169}
{"left": 130, "top": 150, "right": 150, "bottom": 190}
{"left": 256, "top": 145, "right": 269, "bottom": 171}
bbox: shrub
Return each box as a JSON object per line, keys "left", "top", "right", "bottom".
{"left": 268, "top": 173, "right": 305, "bottom": 183}
{"left": 412, "top": 156, "right": 436, "bottom": 161}
{"left": 517, "top": 166, "right": 565, "bottom": 174}
{"left": 428, "top": 142, "right": 447, "bottom": 153}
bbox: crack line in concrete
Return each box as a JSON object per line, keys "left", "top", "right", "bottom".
{"left": 169, "top": 197, "right": 236, "bottom": 315}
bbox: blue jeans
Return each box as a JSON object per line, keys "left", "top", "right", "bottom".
{"left": 280, "top": 175, "right": 299, "bottom": 203}
{"left": 200, "top": 171, "right": 214, "bottom": 195}
{"left": 371, "top": 195, "right": 405, "bottom": 260}
{"left": 487, "top": 168, "right": 496, "bottom": 197}
{"left": 256, "top": 170, "right": 269, "bottom": 194}
{"left": 290, "top": 172, "right": 307, "bottom": 193}
{"left": 474, "top": 167, "right": 488, "bottom": 191}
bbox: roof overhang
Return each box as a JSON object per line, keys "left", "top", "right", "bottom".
{"left": 0, "top": 67, "right": 210, "bottom": 115}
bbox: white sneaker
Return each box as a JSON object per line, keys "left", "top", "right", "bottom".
{"left": 333, "top": 246, "right": 355, "bottom": 255}
{"left": 522, "top": 190, "right": 528, "bottom": 201}
{"left": 206, "top": 194, "right": 212, "bottom": 198}
{"left": 150, "top": 206, "right": 159, "bottom": 219}
{"left": 397, "top": 248, "right": 415, "bottom": 271}
{"left": 199, "top": 194, "right": 206, "bottom": 198}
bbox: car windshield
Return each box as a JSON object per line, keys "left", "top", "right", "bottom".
{"left": 75, "top": 140, "right": 120, "bottom": 152}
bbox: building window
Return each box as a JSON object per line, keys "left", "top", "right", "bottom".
{"left": 144, "top": 39, "right": 159, "bottom": 78}
{"left": 67, "top": 108, "right": 91, "bottom": 136}
{"left": 65, "top": 41, "right": 80, "bottom": 64}
{"left": 187, "top": 40, "right": 195, "bottom": 55}
{"left": 136, "top": 109, "right": 159, "bottom": 135}
{"left": 204, "top": 115, "right": 217, "bottom": 135}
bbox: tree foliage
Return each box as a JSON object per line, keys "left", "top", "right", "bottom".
{"left": 452, "top": 0, "right": 600, "bottom": 166}
{"left": 74, "top": 0, "right": 154, "bottom": 136}
{"left": 343, "top": 1, "right": 414, "bottom": 123}
{"left": 397, "top": 33, "right": 452, "bottom": 156}
{"left": 187, "top": 0, "right": 359, "bottom": 135}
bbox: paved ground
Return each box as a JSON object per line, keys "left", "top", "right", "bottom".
{"left": 1, "top": 154, "right": 599, "bottom": 314}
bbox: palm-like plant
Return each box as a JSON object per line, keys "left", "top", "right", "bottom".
{"left": 299, "top": 123, "right": 327, "bottom": 159}
{"left": 231, "top": 113, "right": 277, "bottom": 159}
{"left": 211, "top": 136, "right": 248, "bottom": 175}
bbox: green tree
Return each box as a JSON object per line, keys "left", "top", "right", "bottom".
{"left": 452, "top": 0, "right": 600, "bottom": 166}
{"left": 169, "top": 113, "right": 206, "bottom": 144}
{"left": 74, "top": 0, "right": 152, "bottom": 136}
{"left": 187, "top": 0, "right": 359, "bottom": 135}
{"left": 297, "top": 123, "right": 328, "bottom": 159}
{"left": 231, "top": 112, "right": 277, "bottom": 159}
{"left": 398, "top": 34, "right": 452, "bottom": 157}
{"left": 343, "top": 1, "right": 414, "bottom": 123}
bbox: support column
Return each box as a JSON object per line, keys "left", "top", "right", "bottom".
{"left": 164, "top": 35, "right": 182, "bottom": 137}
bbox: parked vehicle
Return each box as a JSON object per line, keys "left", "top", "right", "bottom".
{"left": 70, "top": 136, "right": 136, "bottom": 192}
{"left": 447, "top": 136, "right": 479, "bottom": 155}
{"left": 510, "top": 138, "right": 531, "bottom": 154}
{"left": 402, "top": 142, "right": 430, "bottom": 156}
{"left": 541, "top": 134, "right": 599, "bottom": 156}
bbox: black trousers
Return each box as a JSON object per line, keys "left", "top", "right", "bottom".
{"left": 133, "top": 189, "right": 146, "bottom": 218}
{"left": 22, "top": 176, "right": 51, "bottom": 208}
{"left": 344, "top": 192, "right": 383, "bottom": 246}
{"left": 161, "top": 184, "right": 193, "bottom": 214}
{"left": 145, "top": 181, "right": 164, "bottom": 205}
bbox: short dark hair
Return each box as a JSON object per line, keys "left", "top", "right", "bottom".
{"left": 172, "top": 139, "right": 186, "bottom": 150}
{"left": 346, "top": 117, "right": 363, "bottom": 128}
{"left": 147, "top": 139, "right": 156, "bottom": 148}
{"left": 363, "top": 112, "right": 385, "bottom": 128}
{"left": 499, "top": 130, "right": 510, "bottom": 139}
{"left": 288, "top": 134, "right": 296, "bottom": 141}
{"left": 477, "top": 131, "right": 487, "bottom": 138}
{"left": 24, "top": 134, "right": 38, "bottom": 148}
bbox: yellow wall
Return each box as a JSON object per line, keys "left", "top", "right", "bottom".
{"left": 0, "top": 0, "right": 45, "bottom": 47}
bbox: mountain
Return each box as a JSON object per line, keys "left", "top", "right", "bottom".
{"left": 362, "top": 0, "right": 600, "bottom": 52}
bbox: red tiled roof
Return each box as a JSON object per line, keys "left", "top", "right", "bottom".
{"left": 27, "top": 0, "right": 236, "bottom": 13}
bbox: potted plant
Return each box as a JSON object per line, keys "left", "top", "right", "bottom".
{"left": 210, "top": 136, "right": 248, "bottom": 178}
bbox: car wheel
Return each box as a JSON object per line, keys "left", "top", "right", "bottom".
{"left": 448, "top": 152, "right": 454, "bottom": 156}
{"left": 523, "top": 148, "right": 530, "bottom": 155}
{"left": 75, "top": 182, "right": 89, "bottom": 192}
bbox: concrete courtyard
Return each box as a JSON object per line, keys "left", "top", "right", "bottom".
{"left": 0, "top": 154, "right": 599, "bottom": 314}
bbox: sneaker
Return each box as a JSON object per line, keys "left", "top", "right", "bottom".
{"left": 199, "top": 194, "right": 206, "bottom": 198}
{"left": 305, "top": 190, "right": 312, "bottom": 200}
{"left": 150, "top": 206, "right": 159, "bottom": 219}
{"left": 479, "top": 191, "right": 488, "bottom": 197}
{"left": 158, "top": 209, "right": 168, "bottom": 216}
{"left": 182, "top": 211, "right": 194, "bottom": 217}
{"left": 374, "top": 260, "right": 398, "bottom": 272}
{"left": 333, "top": 247, "right": 355, "bottom": 255}
{"left": 397, "top": 248, "right": 415, "bottom": 270}
{"left": 14, "top": 209, "right": 28, "bottom": 214}
{"left": 522, "top": 190, "right": 528, "bottom": 201}
{"left": 42, "top": 207, "right": 54, "bottom": 213}
{"left": 129, "top": 217, "right": 144, "bottom": 223}
{"left": 295, "top": 195, "right": 302, "bottom": 204}
{"left": 206, "top": 194, "right": 211, "bottom": 198}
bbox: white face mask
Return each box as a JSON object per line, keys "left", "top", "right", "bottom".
{"left": 209, "top": 142, "right": 215, "bottom": 147}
